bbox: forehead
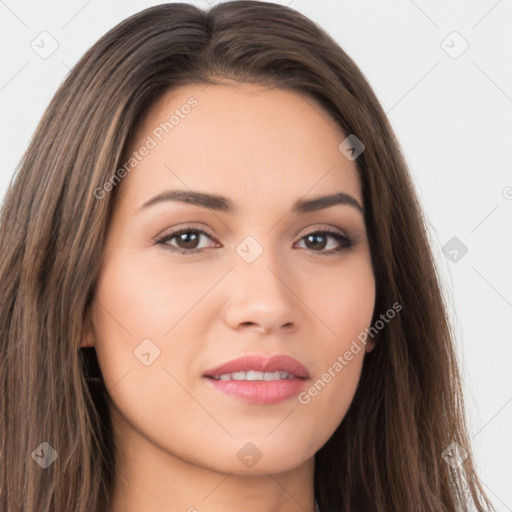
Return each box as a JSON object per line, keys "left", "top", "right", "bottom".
{"left": 117, "top": 82, "right": 362, "bottom": 210}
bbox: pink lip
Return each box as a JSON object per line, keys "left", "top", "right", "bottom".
{"left": 203, "top": 354, "right": 310, "bottom": 405}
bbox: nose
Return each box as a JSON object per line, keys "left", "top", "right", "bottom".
{"left": 222, "top": 248, "right": 301, "bottom": 335}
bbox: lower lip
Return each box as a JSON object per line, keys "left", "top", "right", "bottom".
{"left": 204, "top": 377, "right": 308, "bottom": 404}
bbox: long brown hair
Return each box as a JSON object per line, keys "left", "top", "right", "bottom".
{"left": 0, "top": 2, "right": 493, "bottom": 511}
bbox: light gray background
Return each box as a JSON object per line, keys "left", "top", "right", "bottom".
{"left": 1, "top": 0, "right": 511, "bottom": 509}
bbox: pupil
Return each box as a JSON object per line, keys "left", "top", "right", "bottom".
{"left": 306, "top": 234, "right": 326, "bottom": 250}
{"left": 180, "top": 232, "right": 198, "bottom": 248}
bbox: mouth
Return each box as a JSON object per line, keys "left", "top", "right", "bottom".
{"left": 208, "top": 370, "right": 302, "bottom": 381}
{"left": 203, "top": 354, "right": 310, "bottom": 404}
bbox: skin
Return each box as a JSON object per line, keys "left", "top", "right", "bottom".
{"left": 83, "top": 82, "right": 376, "bottom": 512}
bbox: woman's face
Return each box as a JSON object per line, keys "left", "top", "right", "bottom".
{"left": 86, "top": 82, "right": 376, "bottom": 476}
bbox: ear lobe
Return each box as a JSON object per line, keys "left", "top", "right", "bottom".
{"left": 364, "top": 339, "right": 376, "bottom": 353}
{"left": 81, "top": 309, "right": 95, "bottom": 348}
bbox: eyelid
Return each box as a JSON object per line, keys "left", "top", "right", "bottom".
{"left": 152, "top": 222, "right": 216, "bottom": 241}
{"left": 294, "top": 223, "right": 349, "bottom": 240}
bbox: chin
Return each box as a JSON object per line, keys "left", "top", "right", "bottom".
{"left": 191, "top": 437, "right": 317, "bottom": 476}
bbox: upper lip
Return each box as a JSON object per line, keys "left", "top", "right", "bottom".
{"left": 204, "top": 354, "right": 310, "bottom": 379}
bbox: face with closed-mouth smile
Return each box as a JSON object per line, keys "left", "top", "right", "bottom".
{"left": 84, "top": 81, "right": 376, "bottom": 511}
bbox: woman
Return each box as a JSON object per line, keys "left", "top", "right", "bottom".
{"left": 0, "top": 2, "right": 493, "bottom": 511}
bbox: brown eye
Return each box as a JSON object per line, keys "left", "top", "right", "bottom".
{"left": 156, "top": 228, "right": 217, "bottom": 254}
{"left": 296, "top": 229, "right": 353, "bottom": 254}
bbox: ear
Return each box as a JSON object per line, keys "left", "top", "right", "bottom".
{"left": 364, "top": 339, "right": 376, "bottom": 353}
{"left": 81, "top": 308, "right": 95, "bottom": 348}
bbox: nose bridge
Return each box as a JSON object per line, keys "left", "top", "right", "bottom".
{"left": 234, "top": 233, "right": 287, "bottom": 293}
{"left": 223, "top": 233, "right": 299, "bottom": 332}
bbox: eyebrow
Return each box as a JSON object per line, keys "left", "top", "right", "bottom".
{"left": 139, "top": 189, "right": 364, "bottom": 215}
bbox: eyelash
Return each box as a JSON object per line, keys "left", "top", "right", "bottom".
{"left": 154, "top": 225, "right": 354, "bottom": 256}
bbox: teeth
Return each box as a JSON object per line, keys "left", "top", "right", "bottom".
{"left": 214, "top": 371, "right": 294, "bottom": 381}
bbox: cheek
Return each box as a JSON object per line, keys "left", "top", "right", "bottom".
{"left": 93, "top": 251, "right": 208, "bottom": 338}
{"left": 295, "top": 256, "right": 375, "bottom": 433}
{"left": 90, "top": 252, "right": 207, "bottom": 436}
{"left": 91, "top": 248, "right": 229, "bottom": 408}
{"left": 307, "top": 253, "right": 376, "bottom": 343}
{"left": 90, "top": 252, "right": 197, "bottom": 395}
